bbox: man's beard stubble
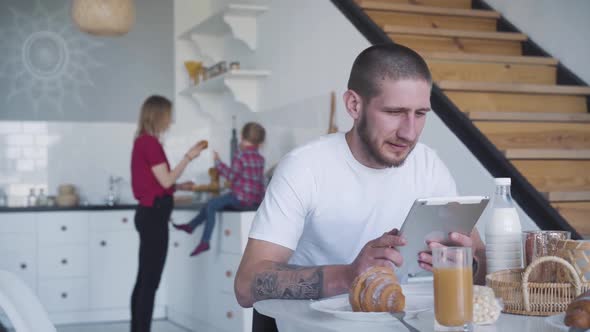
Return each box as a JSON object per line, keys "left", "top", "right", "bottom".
{"left": 357, "top": 112, "right": 415, "bottom": 168}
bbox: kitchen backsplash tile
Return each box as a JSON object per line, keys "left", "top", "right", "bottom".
{"left": 6, "top": 134, "right": 35, "bottom": 146}
{"left": 0, "top": 122, "right": 22, "bottom": 134}
{"left": 0, "top": 119, "right": 210, "bottom": 206}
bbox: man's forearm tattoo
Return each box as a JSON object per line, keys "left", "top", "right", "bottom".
{"left": 252, "top": 263, "right": 324, "bottom": 301}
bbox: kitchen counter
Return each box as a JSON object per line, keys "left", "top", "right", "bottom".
{"left": 0, "top": 203, "right": 205, "bottom": 213}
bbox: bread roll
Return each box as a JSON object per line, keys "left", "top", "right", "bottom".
{"left": 349, "top": 266, "right": 405, "bottom": 313}
{"left": 197, "top": 140, "right": 208, "bottom": 149}
{"left": 565, "top": 290, "right": 590, "bottom": 329}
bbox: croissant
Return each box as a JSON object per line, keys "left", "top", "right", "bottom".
{"left": 349, "top": 266, "right": 405, "bottom": 312}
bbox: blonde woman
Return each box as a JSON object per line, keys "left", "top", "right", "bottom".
{"left": 130, "top": 95, "right": 206, "bottom": 332}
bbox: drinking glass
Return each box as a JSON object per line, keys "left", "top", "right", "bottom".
{"left": 522, "top": 230, "right": 571, "bottom": 282}
{"left": 433, "top": 247, "right": 473, "bottom": 332}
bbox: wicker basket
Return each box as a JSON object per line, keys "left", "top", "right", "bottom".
{"left": 486, "top": 256, "right": 588, "bottom": 316}
{"left": 556, "top": 239, "right": 590, "bottom": 283}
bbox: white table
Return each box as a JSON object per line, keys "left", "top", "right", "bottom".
{"left": 254, "top": 287, "right": 566, "bottom": 332}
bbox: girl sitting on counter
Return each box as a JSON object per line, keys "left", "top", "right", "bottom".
{"left": 173, "top": 122, "right": 266, "bottom": 257}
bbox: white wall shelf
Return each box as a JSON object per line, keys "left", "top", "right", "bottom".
{"left": 180, "top": 69, "right": 271, "bottom": 113}
{"left": 179, "top": 3, "right": 268, "bottom": 57}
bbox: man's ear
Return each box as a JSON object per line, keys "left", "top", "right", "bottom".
{"left": 343, "top": 90, "right": 362, "bottom": 121}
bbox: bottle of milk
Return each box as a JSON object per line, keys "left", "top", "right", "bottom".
{"left": 485, "top": 178, "right": 522, "bottom": 273}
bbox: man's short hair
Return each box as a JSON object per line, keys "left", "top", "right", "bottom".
{"left": 347, "top": 43, "right": 432, "bottom": 101}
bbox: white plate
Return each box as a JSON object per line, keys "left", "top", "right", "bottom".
{"left": 545, "top": 313, "right": 569, "bottom": 332}
{"left": 309, "top": 285, "right": 433, "bottom": 323}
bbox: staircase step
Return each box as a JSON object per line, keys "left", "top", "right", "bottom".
{"left": 428, "top": 60, "right": 556, "bottom": 84}
{"left": 365, "top": 9, "right": 496, "bottom": 31}
{"left": 384, "top": 25, "right": 526, "bottom": 40}
{"left": 504, "top": 149, "right": 590, "bottom": 160}
{"left": 447, "top": 91, "right": 588, "bottom": 113}
{"left": 359, "top": 1, "right": 498, "bottom": 17}
{"left": 360, "top": 2, "right": 498, "bottom": 31}
{"left": 545, "top": 192, "right": 590, "bottom": 202}
{"left": 474, "top": 122, "right": 590, "bottom": 149}
{"left": 355, "top": 0, "right": 472, "bottom": 9}
{"left": 552, "top": 202, "right": 590, "bottom": 235}
{"left": 422, "top": 52, "right": 558, "bottom": 65}
{"left": 466, "top": 112, "right": 590, "bottom": 123}
{"left": 513, "top": 160, "right": 590, "bottom": 192}
{"left": 386, "top": 26, "right": 524, "bottom": 55}
{"left": 439, "top": 81, "right": 590, "bottom": 95}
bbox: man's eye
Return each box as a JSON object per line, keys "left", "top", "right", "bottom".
{"left": 416, "top": 112, "right": 427, "bottom": 118}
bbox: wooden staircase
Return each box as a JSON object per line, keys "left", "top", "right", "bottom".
{"left": 355, "top": 0, "right": 590, "bottom": 237}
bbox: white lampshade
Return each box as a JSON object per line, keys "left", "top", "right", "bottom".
{"left": 71, "top": 0, "right": 135, "bottom": 36}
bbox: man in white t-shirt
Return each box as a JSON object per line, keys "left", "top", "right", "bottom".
{"left": 235, "top": 44, "right": 486, "bottom": 309}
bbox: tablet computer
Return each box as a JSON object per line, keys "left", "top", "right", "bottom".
{"left": 397, "top": 196, "right": 489, "bottom": 282}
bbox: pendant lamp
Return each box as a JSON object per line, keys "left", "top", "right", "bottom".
{"left": 72, "top": 0, "right": 135, "bottom": 36}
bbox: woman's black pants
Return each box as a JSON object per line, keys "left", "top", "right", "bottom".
{"left": 130, "top": 196, "right": 173, "bottom": 332}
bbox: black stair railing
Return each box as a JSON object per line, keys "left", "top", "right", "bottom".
{"left": 330, "top": 0, "right": 582, "bottom": 239}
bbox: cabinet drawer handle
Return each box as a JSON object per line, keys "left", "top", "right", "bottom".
{"left": 226, "top": 311, "right": 233, "bottom": 319}
{"left": 100, "top": 240, "right": 107, "bottom": 247}
{"left": 61, "top": 258, "right": 68, "bottom": 265}
{"left": 122, "top": 217, "right": 128, "bottom": 223}
{"left": 61, "top": 225, "right": 67, "bottom": 231}
{"left": 224, "top": 229, "right": 231, "bottom": 237}
{"left": 225, "top": 270, "right": 233, "bottom": 278}
{"left": 61, "top": 292, "right": 68, "bottom": 299}
{"left": 20, "top": 263, "right": 27, "bottom": 270}
{"left": 174, "top": 242, "right": 179, "bottom": 248}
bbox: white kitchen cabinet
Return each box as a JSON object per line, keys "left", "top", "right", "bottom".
{"left": 37, "top": 212, "right": 89, "bottom": 245}
{"left": 89, "top": 210, "right": 167, "bottom": 312}
{"left": 38, "top": 245, "right": 88, "bottom": 278}
{"left": 217, "top": 211, "right": 255, "bottom": 254}
{"left": 213, "top": 253, "right": 241, "bottom": 294}
{"left": 89, "top": 210, "right": 135, "bottom": 232}
{"left": 0, "top": 233, "right": 35, "bottom": 252}
{"left": 167, "top": 211, "right": 198, "bottom": 319}
{"left": 168, "top": 211, "right": 255, "bottom": 332}
{"left": 0, "top": 246, "right": 37, "bottom": 291}
{"left": 0, "top": 209, "right": 171, "bottom": 326}
{"left": 0, "top": 213, "right": 36, "bottom": 233}
{"left": 209, "top": 292, "right": 250, "bottom": 332}
{"left": 38, "top": 278, "right": 89, "bottom": 312}
{"left": 0, "top": 217, "right": 37, "bottom": 291}
{"left": 35, "top": 212, "right": 90, "bottom": 324}
{"left": 88, "top": 229, "right": 139, "bottom": 309}
{"left": 190, "top": 254, "right": 211, "bottom": 323}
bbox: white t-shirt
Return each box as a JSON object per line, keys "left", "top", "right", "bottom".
{"left": 249, "top": 133, "right": 457, "bottom": 266}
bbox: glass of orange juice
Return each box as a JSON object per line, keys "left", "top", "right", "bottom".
{"left": 433, "top": 247, "right": 473, "bottom": 331}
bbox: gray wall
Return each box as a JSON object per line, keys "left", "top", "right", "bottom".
{"left": 0, "top": 0, "right": 173, "bottom": 122}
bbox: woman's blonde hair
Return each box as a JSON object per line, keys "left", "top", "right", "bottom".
{"left": 135, "top": 95, "right": 172, "bottom": 138}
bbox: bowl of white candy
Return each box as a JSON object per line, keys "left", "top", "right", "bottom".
{"left": 474, "top": 285, "right": 503, "bottom": 325}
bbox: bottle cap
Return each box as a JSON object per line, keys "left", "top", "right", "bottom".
{"left": 494, "top": 178, "right": 511, "bottom": 186}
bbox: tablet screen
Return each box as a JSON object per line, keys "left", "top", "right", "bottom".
{"left": 396, "top": 196, "right": 489, "bottom": 282}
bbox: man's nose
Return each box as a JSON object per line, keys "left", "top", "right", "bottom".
{"left": 397, "top": 114, "right": 417, "bottom": 143}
